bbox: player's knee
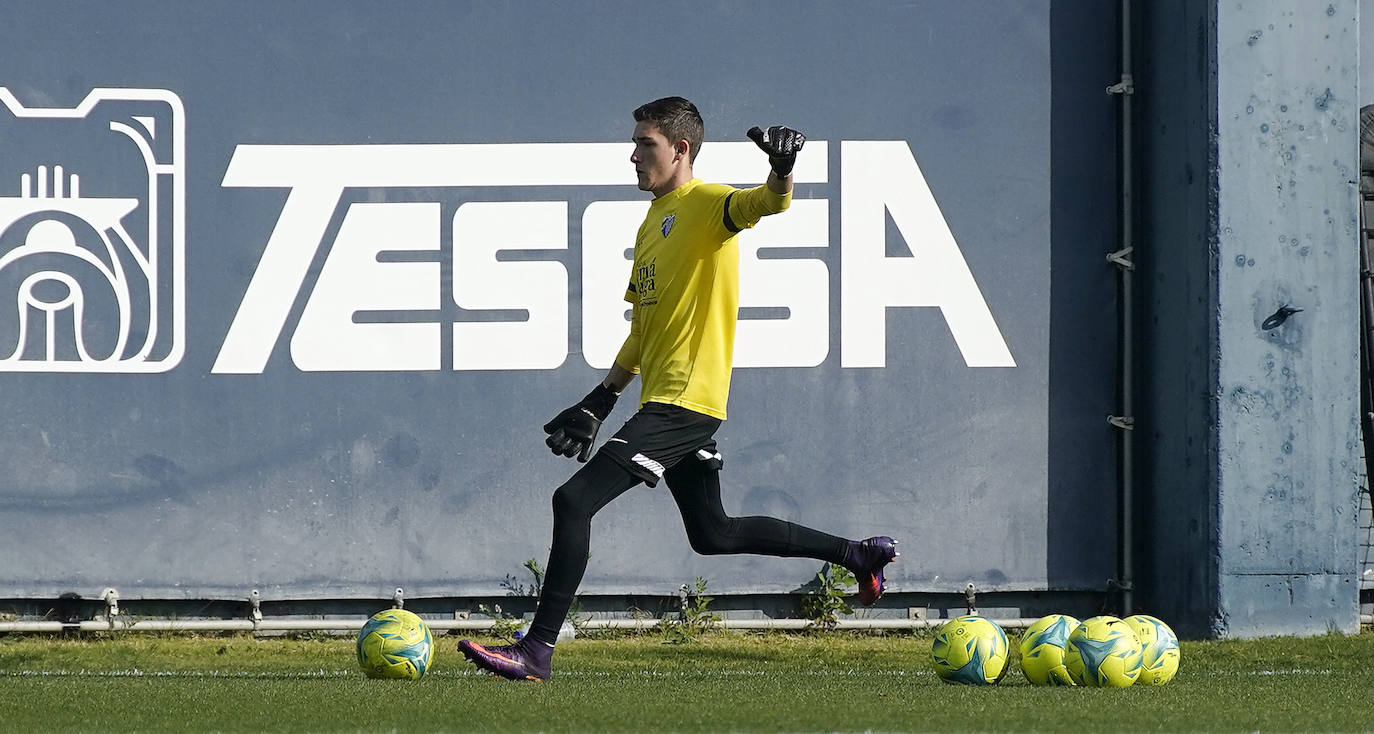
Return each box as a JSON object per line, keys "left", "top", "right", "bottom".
{"left": 685, "top": 530, "right": 726, "bottom": 555}
{"left": 684, "top": 522, "right": 737, "bottom": 556}
{"left": 551, "top": 482, "right": 590, "bottom": 522}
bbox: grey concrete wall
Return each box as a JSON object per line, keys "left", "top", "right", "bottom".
{"left": 1364, "top": 0, "right": 1374, "bottom": 105}
{"left": 1137, "top": 0, "right": 1362, "bottom": 637}
{"left": 1213, "top": 0, "right": 1361, "bottom": 637}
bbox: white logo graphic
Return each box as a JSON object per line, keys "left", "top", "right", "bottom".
{"left": 0, "top": 88, "right": 185, "bottom": 372}
{"left": 216, "top": 141, "right": 1014, "bottom": 373}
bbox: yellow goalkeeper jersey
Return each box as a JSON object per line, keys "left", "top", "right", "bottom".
{"left": 614, "top": 178, "right": 792, "bottom": 420}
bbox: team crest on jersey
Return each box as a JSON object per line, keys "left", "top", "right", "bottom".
{"left": 660, "top": 214, "right": 675, "bottom": 237}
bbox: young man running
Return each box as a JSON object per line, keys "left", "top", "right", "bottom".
{"left": 459, "top": 97, "right": 898, "bottom": 681}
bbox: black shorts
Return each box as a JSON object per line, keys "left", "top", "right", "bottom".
{"left": 597, "top": 402, "right": 723, "bottom": 487}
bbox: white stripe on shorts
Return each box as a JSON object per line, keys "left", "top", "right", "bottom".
{"left": 631, "top": 452, "right": 665, "bottom": 478}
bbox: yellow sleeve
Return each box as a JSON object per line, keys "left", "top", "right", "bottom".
{"left": 723, "top": 184, "right": 792, "bottom": 233}
{"left": 614, "top": 303, "right": 642, "bottom": 374}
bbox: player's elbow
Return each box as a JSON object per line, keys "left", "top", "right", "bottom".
{"left": 764, "top": 189, "right": 791, "bottom": 215}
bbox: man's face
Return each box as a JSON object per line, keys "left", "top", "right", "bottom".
{"left": 630, "top": 121, "right": 681, "bottom": 194}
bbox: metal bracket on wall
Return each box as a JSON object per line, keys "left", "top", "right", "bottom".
{"left": 964, "top": 583, "right": 977, "bottom": 614}
{"left": 392, "top": 587, "right": 405, "bottom": 609}
{"left": 1105, "top": 578, "right": 1134, "bottom": 616}
{"left": 248, "top": 589, "right": 262, "bottom": 623}
{"left": 1108, "top": 415, "right": 1135, "bottom": 431}
{"left": 1107, "top": 246, "right": 1135, "bottom": 271}
{"left": 1105, "top": 74, "right": 1134, "bottom": 95}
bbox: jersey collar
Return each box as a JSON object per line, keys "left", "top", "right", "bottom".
{"left": 652, "top": 178, "right": 702, "bottom": 204}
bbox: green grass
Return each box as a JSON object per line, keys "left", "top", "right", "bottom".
{"left": 2, "top": 630, "right": 1373, "bottom": 733}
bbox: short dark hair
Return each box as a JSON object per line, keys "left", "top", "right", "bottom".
{"left": 633, "top": 96, "right": 704, "bottom": 163}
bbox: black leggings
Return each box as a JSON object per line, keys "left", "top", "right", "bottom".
{"left": 527, "top": 453, "right": 849, "bottom": 645}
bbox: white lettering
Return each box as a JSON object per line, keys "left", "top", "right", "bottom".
{"left": 452, "top": 201, "right": 568, "bottom": 370}
{"left": 215, "top": 141, "right": 1011, "bottom": 373}
{"left": 291, "top": 202, "right": 441, "bottom": 371}
{"left": 840, "top": 141, "right": 1015, "bottom": 368}
{"left": 213, "top": 144, "right": 634, "bottom": 374}
{"left": 213, "top": 175, "right": 340, "bottom": 374}
{"left": 581, "top": 201, "right": 645, "bottom": 369}
{"left": 735, "top": 199, "right": 829, "bottom": 367}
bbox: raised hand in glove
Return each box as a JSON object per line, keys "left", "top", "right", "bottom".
{"left": 746, "top": 125, "right": 806, "bottom": 177}
{"left": 543, "top": 383, "right": 619, "bottom": 462}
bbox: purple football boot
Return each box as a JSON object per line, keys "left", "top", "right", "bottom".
{"left": 845, "top": 536, "right": 899, "bottom": 606}
{"left": 458, "top": 638, "right": 553, "bottom": 681}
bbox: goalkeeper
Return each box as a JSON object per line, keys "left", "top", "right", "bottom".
{"left": 460, "top": 97, "right": 898, "bottom": 681}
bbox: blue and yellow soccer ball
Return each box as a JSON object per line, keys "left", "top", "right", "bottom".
{"left": 356, "top": 609, "right": 434, "bottom": 680}
{"left": 1124, "top": 614, "right": 1180, "bottom": 685}
{"left": 1064, "top": 615, "right": 1142, "bottom": 687}
{"left": 1018, "top": 614, "right": 1080, "bottom": 685}
{"left": 931, "top": 615, "right": 1010, "bottom": 685}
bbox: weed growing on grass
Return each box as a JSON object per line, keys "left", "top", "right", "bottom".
{"left": 564, "top": 594, "right": 591, "bottom": 637}
{"left": 475, "top": 604, "right": 524, "bottom": 643}
{"left": 500, "top": 559, "right": 545, "bottom": 598}
{"left": 498, "top": 557, "right": 590, "bottom": 637}
{"left": 800, "top": 562, "right": 855, "bottom": 629}
{"left": 660, "top": 577, "right": 720, "bottom": 644}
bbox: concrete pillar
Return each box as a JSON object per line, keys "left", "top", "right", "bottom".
{"left": 1137, "top": 0, "right": 1361, "bottom": 637}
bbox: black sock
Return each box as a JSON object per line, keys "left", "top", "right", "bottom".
{"left": 527, "top": 455, "right": 640, "bottom": 645}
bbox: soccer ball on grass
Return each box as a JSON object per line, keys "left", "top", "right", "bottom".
{"left": 1018, "top": 613, "right": 1080, "bottom": 685}
{"left": 931, "top": 615, "right": 1010, "bottom": 685}
{"left": 1064, "top": 615, "right": 1142, "bottom": 687}
{"left": 356, "top": 608, "right": 434, "bottom": 680}
{"left": 1124, "top": 614, "right": 1180, "bottom": 685}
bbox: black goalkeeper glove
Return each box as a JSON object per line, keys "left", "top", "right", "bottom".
{"left": 746, "top": 125, "right": 806, "bottom": 177}
{"left": 543, "top": 383, "right": 620, "bottom": 462}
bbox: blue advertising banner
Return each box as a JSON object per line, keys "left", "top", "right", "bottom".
{"left": 0, "top": 1, "right": 1116, "bottom": 600}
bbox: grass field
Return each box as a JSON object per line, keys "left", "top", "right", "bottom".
{"left": 2, "top": 630, "right": 1373, "bottom": 733}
